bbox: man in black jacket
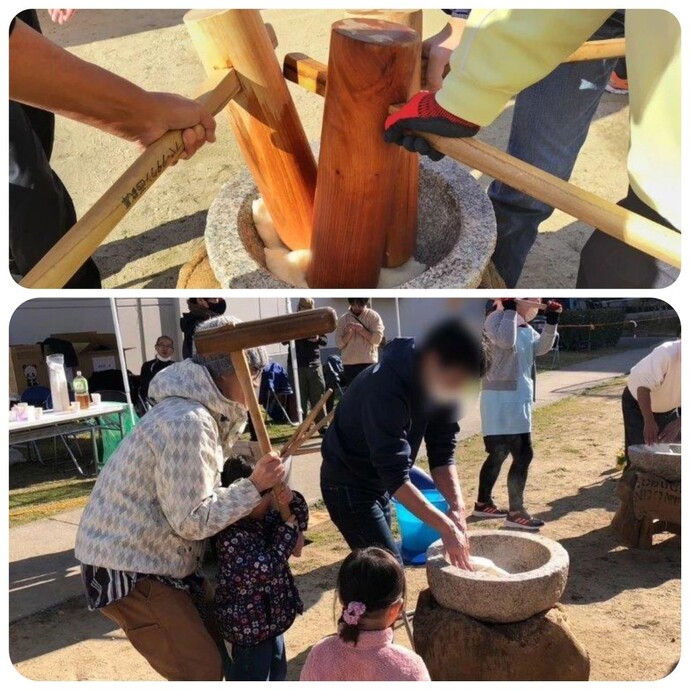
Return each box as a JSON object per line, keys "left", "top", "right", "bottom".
{"left": 320, "top": 319, "right": 489, "bottom": 570}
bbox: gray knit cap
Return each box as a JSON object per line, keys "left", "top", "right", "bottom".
{"left": 192, "top": 315, "right": 268, "bottom": 379}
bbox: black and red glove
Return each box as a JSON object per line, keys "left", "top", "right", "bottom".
{"left": 545, "top": 300, "right": 563, "bottom": 325}
{"left": 383, "top": 91, "right": 480, "bottom": 161}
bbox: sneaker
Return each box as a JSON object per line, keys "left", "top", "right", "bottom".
{"left": 472, "top": 501, "right": 508, "bottom": 519}
{"left": 605, "top": 72, "right": 629, "bottom": 95}
{"left": 505, "top": 511, "right": 545, "bottom": 531}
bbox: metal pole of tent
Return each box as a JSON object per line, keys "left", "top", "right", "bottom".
{"left": 109, "top": 298, "right": 137, "bottom": 425}
{"left": 395, "top": 297, "right": 402, "bottom": 337}
{"left": 285, "top": 297, "right": 304, "bottom": 423}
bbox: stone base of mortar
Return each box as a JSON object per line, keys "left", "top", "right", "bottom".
{"left": 204, "top": 156, "right": 496, "bottom": 289}
{"left": 414, "top": 589, "right": 590, "bottom": 681}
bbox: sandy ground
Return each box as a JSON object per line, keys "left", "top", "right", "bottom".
{"left": 10, "top": 380, "right": 680, "bottom": 681}
{"left": 38, "top": 9, "right": 630, "bottom": 288}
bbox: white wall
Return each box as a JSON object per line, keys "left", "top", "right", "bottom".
{"left": 10, "top": 298, "right": 490, "bottom": 374}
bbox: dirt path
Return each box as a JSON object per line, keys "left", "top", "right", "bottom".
{"left": 39, "top": 9, "right": 629, "bottom": 288}
{"left": 10, "top": 380, "right": 680, "bottom": 681}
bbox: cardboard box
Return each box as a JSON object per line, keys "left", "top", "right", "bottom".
{"left": 50, "top": 332, "right": 123, "bottom": 378}
{"left": 9, "top": 344, "right": 49, "bottom": 397}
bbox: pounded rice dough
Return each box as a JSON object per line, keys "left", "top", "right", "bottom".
{"left": 252, "top": 197, "right": 427, "bottom": 288}
{"left": 469, "top": 556, "right": 510, "bottom": 578}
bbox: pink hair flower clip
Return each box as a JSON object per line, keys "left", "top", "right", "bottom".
{"left": 343, "top": 601, "right": 366, "bottom": 625}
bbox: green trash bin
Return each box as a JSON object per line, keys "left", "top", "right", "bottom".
{"left": 98, "top": 408, "right": 139, "bottom": 469}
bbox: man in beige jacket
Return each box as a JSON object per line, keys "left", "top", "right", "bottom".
{"left": 335, "top": 299, "right": 385, "bottom": 387}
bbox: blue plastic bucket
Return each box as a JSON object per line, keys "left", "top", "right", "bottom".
{"left": 393, "top": 489, "right": 448, "bottom": 565}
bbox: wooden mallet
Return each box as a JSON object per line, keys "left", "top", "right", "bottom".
{"left": 193, "top": 308, "right": 337, "bottom": 519}
{"left": 283, "top": 43, "right": 679, "bottom": 269}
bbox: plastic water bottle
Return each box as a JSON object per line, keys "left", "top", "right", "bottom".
{"left": 73, "top": 371, "right": 90, "bottom": 410}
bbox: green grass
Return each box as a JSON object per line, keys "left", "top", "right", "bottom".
{"left": 240, "top": 420, "right": 300, "bottom": 446}
{"left": 9, "top": 380, "right": 625, "bottom": 529}
{"left": 10, "top": 478, "right": 96, "bottom": 527}
{"left": 8, "top": 419, "right": 304, "bottom": 527}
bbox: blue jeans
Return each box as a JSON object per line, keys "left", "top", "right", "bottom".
{"left": 489, "top": 57, "right": 617, "bottom": 287}
{"left": 225, "top": 635, "right": 287, "bottom": 681}
{"left": 321, "top": 483, "right": 402, "bottom": 563}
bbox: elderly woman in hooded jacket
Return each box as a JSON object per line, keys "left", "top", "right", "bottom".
{"left": 75, "top": 315, "right": 285, "bottom": 681}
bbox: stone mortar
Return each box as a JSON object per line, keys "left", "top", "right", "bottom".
{"left": 628, "top": 443, "right": 681, "bottom": 482}
{"left": 204, "top": 154, "right": 496, "bottom": 289}
{"left": 426, "top": 529, "right": 569, "bottom": 624}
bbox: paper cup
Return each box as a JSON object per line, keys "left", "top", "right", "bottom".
{"left": 91, "top": 393, "right": 102, "bottom": 405}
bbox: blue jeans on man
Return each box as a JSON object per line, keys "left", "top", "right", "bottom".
{"left": 320, "top": 483, "right": 402, "bottom": 563}
{"left": 489, "top": 55, "right": 617, "bottom": 287}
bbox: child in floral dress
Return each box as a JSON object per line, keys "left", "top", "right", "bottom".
{"left": 215, "top": 457, "right": 308, "bottom": 680}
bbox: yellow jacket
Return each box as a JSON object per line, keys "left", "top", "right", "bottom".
{"left": 436, "top": 9, "right": 680, "bottom": 228}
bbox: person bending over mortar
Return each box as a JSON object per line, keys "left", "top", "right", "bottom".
{"left": 9, "top": 12, "right": 216, "bottom": 288}
{"left": 385, "top": 9, "right": 679, "bottom": 289}
{"left": 622, "top": 337, "right": 681, "bottom": 461}
{"left": 320, "top": 318, "right": 490, "bottom": 570}
{"left": 74, "top": 316, "right": 286, "bottom": 681}
{"left": 422, "top": 9, "right": 625, "bottom": 288}
{"left": 475, "top": 299, "right": 562, "bottom": 531}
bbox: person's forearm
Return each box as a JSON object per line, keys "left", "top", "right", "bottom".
{"left": 10, "top": 19, "right": 154, "bottom": 139}
{"left": 430, "top": 464, "right": 465, "bottom": 514}
{"left": 437, "top": 9, "right": 613, "bottom": 125}
{"left": 637, "top": 387, "right": 655, "bottom": 421}
{"left": 393, "top": 481, "right": 452, "bottom": 533}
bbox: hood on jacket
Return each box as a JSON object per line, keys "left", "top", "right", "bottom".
{"left": 377, "top": 337, "right": 418, "bottom": 389}
{"left": 149, "top": 358, "right": 245, "bottom": 426}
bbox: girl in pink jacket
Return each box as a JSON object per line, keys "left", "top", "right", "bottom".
{"left": 300, "top": 547, "right": 430, "bottom": 681}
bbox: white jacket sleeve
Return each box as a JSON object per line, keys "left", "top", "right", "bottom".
{"left": 154, "top": 416, "right": 260, "bottom": 540}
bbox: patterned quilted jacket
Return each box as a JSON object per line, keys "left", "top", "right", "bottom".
{"left": 214, "top": 492, "right": 309, "bottom": 646}
{"left": 75, "top": 359, "right": 261, "bottom": 578}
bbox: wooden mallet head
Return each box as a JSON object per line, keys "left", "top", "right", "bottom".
{"left": 193, "top": 307, "right": 337, "bottom": 520}
{"left": 193, "top": 307, "right": 337, "bottom": 356}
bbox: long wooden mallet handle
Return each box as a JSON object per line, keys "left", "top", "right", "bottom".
{"left": 284, "top": 407, "right": 336, "bottom": 458}
{"left": 403, "top": 125, "right": 680, "bottom": 269}
{"left": 229, "top": 350, "right": 291, "bottom": 521}
{"left": 279, "top": 388, "right": 332, "bottom": 456}
{"left": 282, "top": 50, "right": 679, "bottom": 268}
{"left": 20, "top": 68, "right": 242, "bottom": 289}
{"left": 283, "top": 38, "right": 626, "bottom": 98}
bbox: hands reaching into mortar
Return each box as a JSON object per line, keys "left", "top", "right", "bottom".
{"left": 658, "top": 418, "right": 681, "bottom": 443}
{"left": 441, "top": 521, "right": 473, "bottom": 571}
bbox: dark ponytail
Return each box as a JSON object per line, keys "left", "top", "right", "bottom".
{"left": 336, "top": 547, "right": 405, "bottom": 645}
